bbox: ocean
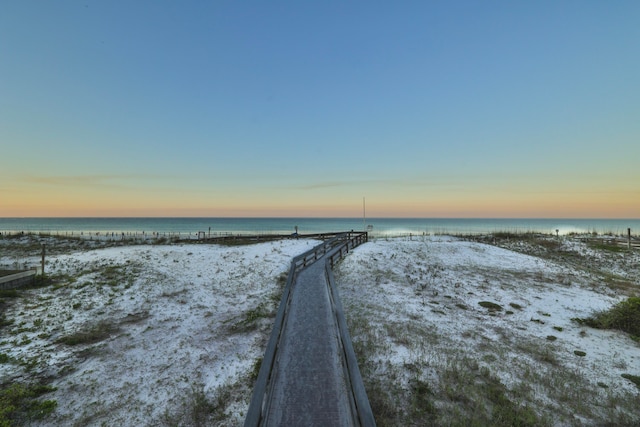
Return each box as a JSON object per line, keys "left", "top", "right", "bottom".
{"left": 0, "top": 217, "right": 638, "bottom": 238}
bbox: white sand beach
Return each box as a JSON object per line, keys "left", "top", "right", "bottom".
{"left": 1, "top": 234, "right": 638, "bottom": 426}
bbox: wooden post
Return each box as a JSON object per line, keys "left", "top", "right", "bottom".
{"left": 41, "top": 244, "right": 45, "bottom": 276}
{"left": 628, "top": 228, "right": 632, "bottom": 250}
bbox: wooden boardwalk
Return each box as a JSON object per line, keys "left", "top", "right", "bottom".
{"left": 262, "top": 260, "right": 353, "bottom": 425}
{"left": 245, "top": 232, "right": 375, "bottom": 427}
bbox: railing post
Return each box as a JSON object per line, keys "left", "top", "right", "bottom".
{"left": 41, "top": 244, "right": 46, "bottom": 276}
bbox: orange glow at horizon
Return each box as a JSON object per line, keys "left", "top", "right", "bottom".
{"left": 2, "top": 187, "right": 638, "bottom": 218}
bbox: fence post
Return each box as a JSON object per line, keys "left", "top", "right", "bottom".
{"left": 628, "top": 228, "right": 632, "bottom": 250}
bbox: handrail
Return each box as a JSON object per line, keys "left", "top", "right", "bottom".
{"left": 291, "top": 232, "right": 350, "bottom": 271}
{"left": 325, "top": 266, "right": 375, "bottom": 426}
{"left": 244, "top": 231, "right": 371, "bottom": 426}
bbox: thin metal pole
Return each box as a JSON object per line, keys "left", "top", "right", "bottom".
{"left": 363, "top": 197, "right": 366, "bottom": 231}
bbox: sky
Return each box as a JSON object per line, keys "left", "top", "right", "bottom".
{"left": 1, "top": 1, "right": 639, "bottom": 218}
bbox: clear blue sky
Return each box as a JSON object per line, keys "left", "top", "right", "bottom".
{"left": 1, "top": 1, "right": 639, "bottom": 217}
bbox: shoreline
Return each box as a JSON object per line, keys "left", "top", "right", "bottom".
{"left": 1, "top": 218, "right": 639, "bottom": 238}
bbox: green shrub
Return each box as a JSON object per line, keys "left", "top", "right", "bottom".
{"left": 580, "top": 297, "right": 640, "bottom": 339}
{"left": 0, "top": 382, "right": 57, "bottom": 425}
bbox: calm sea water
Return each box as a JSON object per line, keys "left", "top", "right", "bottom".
{"left": 0, "top": 218, "right": 638, "bottom": 237}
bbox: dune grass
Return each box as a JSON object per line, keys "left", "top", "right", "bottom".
{"left": 576, "top": 297, "right": 640, "bottom": 340}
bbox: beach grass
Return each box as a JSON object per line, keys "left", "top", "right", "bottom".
{"left": 575, "top": 297, "right": 640, "bottom": 340}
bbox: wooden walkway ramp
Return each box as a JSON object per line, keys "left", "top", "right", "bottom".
{"left": 245, "top": 232, "right": 376, "bottom": 427}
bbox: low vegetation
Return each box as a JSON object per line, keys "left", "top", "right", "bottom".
{"left": 576, "top": 296, "right": 640, "bottom": 340}
{"left": 227, "top": 302, "right": 273, "bottom": 333}
{"left": 161, "top": 383, "right": 232, "bottom": 427}
{"left": 56, "top": 321, "right": 119, "bottom": 346}
{"left": 587, "top": 241, "right": 627, "bottom": 253}
{"left": 0, "top": 382, "right": 57, "bottom": 426}
{"left": 621, "top": 373, "right": 640, "bottom": 390}
{"left": 478, "top": 301, "right": 503, "bottom": 311}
